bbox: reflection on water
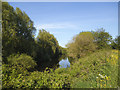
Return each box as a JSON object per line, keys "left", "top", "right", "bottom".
{"left": 37, "top": 55, "right": 72, "bottom": 71}
{"left": 59, "top": 58, "right": 70, "bottom": 68}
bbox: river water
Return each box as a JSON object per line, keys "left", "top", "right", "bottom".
{"left": 59, "top": 57, "right": 70, "bottom": 68}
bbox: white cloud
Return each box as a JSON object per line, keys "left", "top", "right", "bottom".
{"left": 35, "top": 23, "right": 78, "bottom": 30}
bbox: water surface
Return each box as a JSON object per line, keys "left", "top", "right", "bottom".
{"left": 59, "top": 57, "right": 70, "bottom": 68}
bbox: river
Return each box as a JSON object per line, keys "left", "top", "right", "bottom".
{"left": 59, "top": 57, "right": 70, "bottom": 68}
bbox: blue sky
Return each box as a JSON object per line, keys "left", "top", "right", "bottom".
{"left": 9, "top": 2, "right": 118, "bottom": 47}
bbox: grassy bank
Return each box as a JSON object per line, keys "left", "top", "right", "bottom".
{"left": 69, "top": 49, "right": 118, "bottom": 88}
{"left": 2, "top": 49, "right": 118, "bottom": 88}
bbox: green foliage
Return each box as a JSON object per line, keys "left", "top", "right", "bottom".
{"left": 2, "top": 54, "right": 36, "bottom": 88}
{"left": 3, "top": 65, "right": 71, "bottom": 88}
{"left": 0, "top": 24, "right": 1, "bottom": 60}
{"left": 58, "top": 46, "right": 67, "bottom": 55}
{"left": 24, "top": 69, "right": 71, "bottom": 88}
{"left": 70, "top": 50, "right": 118, "bottom": 88}
{"left": 36, "top": 29, "right": 59, "bottom": 54}
{"left": 2, "top": 50, "right": 118, "bottom": 88}
{"left": 2, "top": 2, "right": 36, "bottom": 63}
{"left": 92, "top": 28, "right": 112, "bottom": 49}
{"left": 2, "top": 2, "right": 118, "bottom": 89}
{"left": 2, "top": 64, "right": 29, "bottom": 88}
{"left": 2, "top": 1, "right": 64, "bottom": 73}
{"left": 111, "top": 36, "right": 120, "bottom": 50}
{"left": 34, "top": 29, "right": 61, "bottom": 70}
{"left": 7, "top": 54, "right": 37, "bottom": 70}
{"left": 66, "top": 31, "right": 97, "bottom": 59}
{"left": 66, "top": 28, "right": 113, "bottom": 60}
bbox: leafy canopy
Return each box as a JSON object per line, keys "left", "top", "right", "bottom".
{"left": 66, "top": 32, "right": 97, "bottom": 59}
{"left": 2, "top": 2, "right": 36, "bottom": 63}
{"left": 92, "top": 28, "right": 112, "bottom": 49}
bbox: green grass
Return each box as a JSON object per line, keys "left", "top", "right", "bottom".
{"left": 69, "top": 49, "right": 118, "bottom": 88}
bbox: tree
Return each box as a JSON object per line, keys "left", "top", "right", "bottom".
{"left": 58, "top": 46, "right": 67, "bottom": 56}
{"left": 2, "top": 2, "right": 36, "bottom": 63}
{"left": 35, "top": 29, "right": 60, "bottom": 70}
{"left": 66, "top": 32, "right": 97, "bottom": 59}
{"left": 111, "top": 36, "right": 120, "bottom": 50}
{"left": 92, "top": 28, "right": 112, "bottom": 49}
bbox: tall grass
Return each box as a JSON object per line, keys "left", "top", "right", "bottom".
{"left": 70, "top": 49, "right": 118, "bottom": 88}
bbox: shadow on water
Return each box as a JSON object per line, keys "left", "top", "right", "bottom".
{"left": 35, "top": 57, "right": 60, "bottom": 72}
{"left": 35, "top": 55, "right": 72, "bottom": 72}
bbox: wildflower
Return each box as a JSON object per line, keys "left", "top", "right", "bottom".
{"left": 104, "top": 84, "right": 106, "bottom": 87}
{"left": 111, "top": 55, "right": 113, "bottom": 57}
{"left": 106, "top": 76, "right": 109, "bottom": 80}
{"left": 99, "top": 74, "right": 105, "bottom": 78}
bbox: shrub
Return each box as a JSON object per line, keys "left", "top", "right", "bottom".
{"left": 7, "top": 53, "right": 37, "bottom": 70}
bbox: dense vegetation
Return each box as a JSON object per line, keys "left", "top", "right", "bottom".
{"left": 2, "top": 2, "right": 119, "bottom": 89}
{"left": 66, "top": 28, "right": 113, "bottom": 60}
{"left": 2, "top": 2, "right": 36, "bottom": 62}
{"left": 2, "top": 50, "right": 118, "bottom": 88}
{"left": 66, "top": 32, "right": 97, "bottom": 59}
{"left": 2, "top": 2, "right": 64, "bottom": 70}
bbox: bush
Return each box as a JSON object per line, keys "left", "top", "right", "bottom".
{"left": 24, "top": 69, "right": 71, "bottom": 88}
{"left": 2, "top": 54, "right": 37, "bottom": 88}
{"left": 7, "top": 53, "right": 37, "bottom": 70}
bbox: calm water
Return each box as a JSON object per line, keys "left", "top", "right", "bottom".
{"left": 59, "top": 57, "right": 70, "bottom": 68}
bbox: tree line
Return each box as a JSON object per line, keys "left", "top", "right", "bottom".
{"left": 2, "top": 2, "right": 119, "bottom": 69}
{"left": 66, "top": 28, "right": 119, "bottom": 62}
{"left": 2, "top": 2, "right": 66, "bottom": 71}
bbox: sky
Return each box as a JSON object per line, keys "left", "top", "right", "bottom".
{"left": 9, "top": 2, "right": 118, "bottom": 47}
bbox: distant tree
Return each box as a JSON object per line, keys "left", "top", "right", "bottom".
{"left": 92, "top": 28, "right": 112, "bottom": 49}
{"left": 111, "top": 36, "right": 120, "bottom": 50}
{"left": 2, "top": 2, "right": 36, "bottom": 63}
{"left": 66, "top": 32, "right": 97, "bottom": 59}
{"left": 58, "top": 46, "right": 67, "bottom": 55}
